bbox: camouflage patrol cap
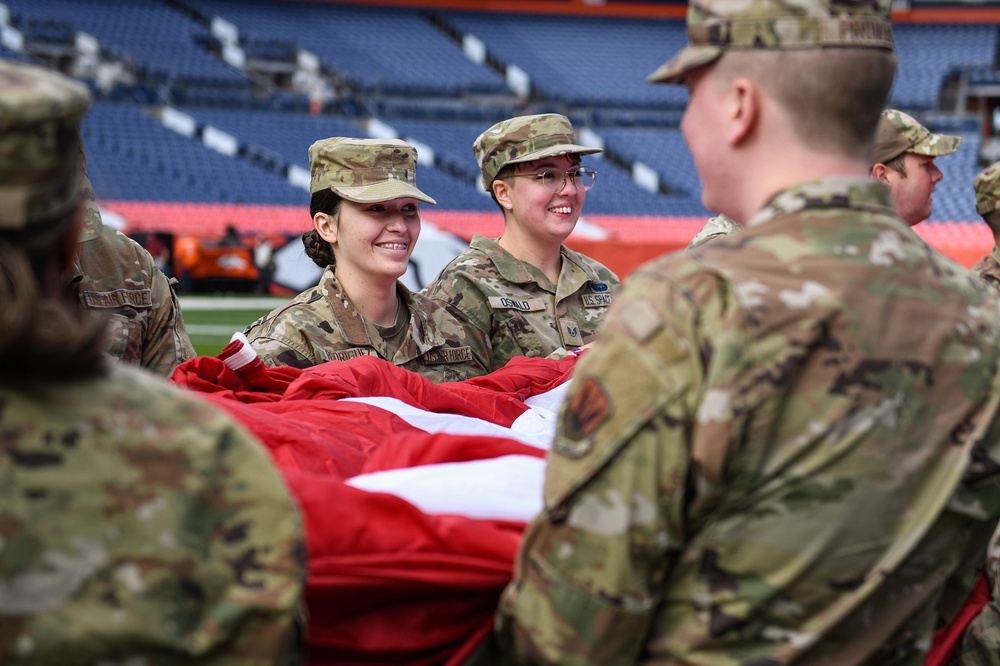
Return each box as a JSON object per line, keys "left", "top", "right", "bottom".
{"left": 647, "top": 0, "right": 895, "bottom": 85}
{"left": 0, "top": 59, "right": 90, "bottom": 231}
{"left": 872, "top": 109, "right": 961, "bottom": 165}
{"left": 474, "top": 113, "right": 602, "bottom": 190}
{"left": 974, "top": 161, "right": 1000, "bottom": 217}
{"left": 308, "top": 137, "right": 436, "bottom": 205}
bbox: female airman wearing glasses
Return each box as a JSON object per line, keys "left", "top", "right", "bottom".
{"left": 424, "top": 113, "right": 620, "bottom": 372}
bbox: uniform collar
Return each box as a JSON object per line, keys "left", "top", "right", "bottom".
{"left": 321, "top": 267, "right": 447, "bottom": 360}
{"left": 470, "top": 233, "right": 604, "bottom": 290}
{"left": 746, "top": 176, "right": 896, "bottom": 229}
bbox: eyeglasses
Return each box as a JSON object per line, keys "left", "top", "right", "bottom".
{"left": 506, "top": 166, "right": 598, "bottom": 193}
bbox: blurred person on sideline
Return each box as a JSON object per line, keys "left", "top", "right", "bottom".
{"left": 219, "top": 223, "right": 242, "bottom": 247}
{"left": 174, "top": 233, "right": 200, "bottom": 293}
{"left": 424, "top": 113, "right": 619, "bottom": 372}
{"left": 244, "top": 137, "right": 488, "bottom": 381}
{"left": 71, "top": 149, "right": 195, "bottom": 377}
{"left": 254, "top": 233, "right": 277, "bottom": 294}
{"left": 0, "top": 59, "right": 305, "bottom": 664}
{"left": 688, "top": 109, "right": 962, "bottom": 247}
{"left": 871, "top": 109, "right": 961, "bottom": 226}
{"left": 488, "top": 1, "right": 1000, "bottom": 664}
{"left": 971, "top": 161, "right": 1000, "bottom": 287}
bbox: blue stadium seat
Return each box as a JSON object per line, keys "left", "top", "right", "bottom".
{"left": 2, "top": 1, "right": 985, "bottom": 222}
{"left": 928, "top": 131, "right": 982, "bottom": 223}
{"left": 178, "top": 0, "right": 507, "bottom": 97}
{"left": 3, "top": 0, "right": 251, "bottom": 89}
{"left": 81, "top": 102, "right": 304, "bottom": 204}
{"left": 891, "top": 24, "right": 998, "bottom": 109}
{"left": 439, "top": 11, "right": 690, "bottom": 110}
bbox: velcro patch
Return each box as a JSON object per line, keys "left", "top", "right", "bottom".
{"left": 326, "top": 348, "right": 376, "bottom": 362}
{"left": 555, "top": 376, "right": 610, "bottom": 458}
{"left": 423, "top": 346, "right": 473, "bottom": 365}
{"left": 581, "top": 293, "right": 613, "bottom": 308}
{"left": 82, "top": 289, "right": 152, "bottom": 309}
{"left": 487, "top": 296, "right": 545, "bottom": 312}
{"left": 619, "top": 299, "right": 663, "bottom": 344}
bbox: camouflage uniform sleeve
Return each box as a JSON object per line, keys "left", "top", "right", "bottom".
{"left": 0, "top": 369, "right": 305, "bottom": 663}
{"left": 687, "top": 215, "right": 742, "bottom": 250}
{"left": 956, "top": 505, "right": 1000, "bottom": 664}
{"left": 244, "top": 315, "right": 318, "bottom": 369}
{"left": 247, "top": 334, "right": 316, "bottom": 369}
{"left": 495, "top": 264, "right": 721, "bottom": 665}
{"left": 142, "top": 253, "right": 196, "bottom": 376}
{"left": 183, "top": 410, "right": 306, "bottom": 662}
{"left": 426, "top": 269, "right": 496, "bottom": 371}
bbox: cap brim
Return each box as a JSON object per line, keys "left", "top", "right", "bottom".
{"left": 978, "top": 200, "right": 1000, "bottom": 216}
{"left": 504, "top": 143, "right": 602, "bottom": 168}
{"left": 647, "top": 45, "right": 724, "bottom": 85}
{"left": 334, "top": 179, "right": 436, "bottom": 205}
{"left": 912, "top": 133, "right": 962, "bottom": 158}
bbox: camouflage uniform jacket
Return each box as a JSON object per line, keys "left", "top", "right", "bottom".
{"left": 687, "top": 214, "right": 742, "bottom": 249}
{"left": 495, "top": 177, "right": 1000, "bottom": 666}
{"left": 0, "top": 363, "right": 305, "bottom": 664}
{"left": 973, "top": 245, "right": 1000, "bottom": 291}
{"left": 244, "top": 266, "right": 488, "bottom": 382}
{"left": 423, "top": 234, "right": 620, "bottom": 372}
{"left": 69, "top": 214, "right": 195, "bottom": 378}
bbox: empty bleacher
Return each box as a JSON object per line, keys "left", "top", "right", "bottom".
{"left": 0, "top": 0, "right": 995, "bottom": 230}
{"left": 892, "top": 24, "right": 998, "bottom": 110}
{"left": 3, "top": 0, "right": 251, "bottom": 92}
{"left": 179, "top": 0, "right": 507, "bottom": 97}
{"left": 82, "top": 102, "right": 304, "bottom": 204}
{"left": 439, "top": 11, "right": 690, "bottom": 111}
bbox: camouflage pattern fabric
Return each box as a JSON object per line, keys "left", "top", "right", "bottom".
{"left": 495, "top": 177, "right": 1000, "bottom": 665}
{"left": 474, "top": 114, "right": 601, "bottom": 190}
{"left": 424, "top": 234, "right": 620, "bottom": 373}
{"left": 973, "top": 246, "right": 1000, "bottom": 291}
{"left": 872, "top": 109, "right": 962, "bottom": 166}
{"left": 0, "top": 60, "right": 89, "bottom": 231}
{"left": 70, "top": 172, "right": 195, "bottom": 377}
{"left": 687, "top": 214, "right": 742, "bottom": 249}
{"left": 244, "top": 266, "right": 488, "bottom": 382}
{"left": 308, "top": 136, "right": 435, "bottom": 204}
{"left": 647, "top": 0, "right": 894, "bottom": 84}
{"left": 0, "top": 363, "right": 306, "bottom": 664}
{"left": 974, "top": 161, "right": 1000, "bottom": 217}
{"left": 955, "top": 519, "right": 1000, "bottom": 666}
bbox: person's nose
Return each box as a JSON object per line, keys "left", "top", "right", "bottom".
{"left": 930, "top": 165, "right": 943, "bottom": 185}
{"left": 386, "top": 213, "right": 408, "bottom": 231}
{"left": 556, "top": 173, "right": 578, "bottom": 194}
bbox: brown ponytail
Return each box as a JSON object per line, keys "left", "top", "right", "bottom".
{"left": 0, "top": 214, "right": 107, "bottom": 383}
{"left": 303, "top": 189, "right": 343, "bottom": 268}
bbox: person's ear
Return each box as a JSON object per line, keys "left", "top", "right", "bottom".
{"left": 727, "top": 77, "right": 758, "bottom": 146}
{"left": 314, "top": 211, "right": 337, "bottom": 244}
{"left": 493, "top": 179, "right": 513, "bottom": 211}
{"left": 871, "top": 163, "right": 890, "bottom": 183}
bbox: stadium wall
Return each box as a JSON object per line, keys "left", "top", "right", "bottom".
{"left": 106, "top": 201, "right": 995, "bottom": 279}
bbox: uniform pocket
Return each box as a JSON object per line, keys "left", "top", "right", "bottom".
{"left": 102, "top": 312, "right": 145, "bottom": 364}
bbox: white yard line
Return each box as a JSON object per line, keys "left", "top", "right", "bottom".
{"left": 185, "top": 325, "right": 244, "bottom": 337}
{"left": 179, "top": 296, "right": 287, "bottom": 310}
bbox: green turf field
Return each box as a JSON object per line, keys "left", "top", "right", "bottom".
{"left": 179, "top": 296, "right": 286, "bottom": 357}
